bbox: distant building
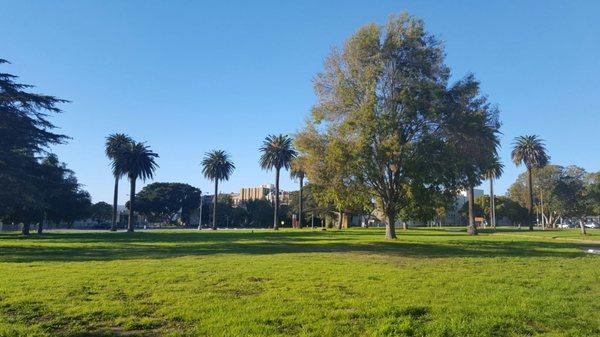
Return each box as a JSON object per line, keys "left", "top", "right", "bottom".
{"left": 231, "top": 184, "right": 290, "bottom": 205}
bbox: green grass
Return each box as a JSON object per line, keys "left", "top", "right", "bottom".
{"left": 0, "top": 227, "right": 598, "bottom": 337}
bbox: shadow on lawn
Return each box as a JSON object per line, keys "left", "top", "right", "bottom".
{"left": 1, "top": 229, "right": 598, "bottom": 263}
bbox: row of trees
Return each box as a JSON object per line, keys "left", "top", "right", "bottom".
{"left": 199, "top": 134, "right": 299, "bottom": 231}
{"left": 0, "top": 59, "right": 95, "bottom": 234}
{"left": 103, "top": 13, "right": 597, "bottom": 237}
{"left": 507, "top": 164, "right": 599, "bottom": 233}
{"left": 104, "top": 133, "right": 301, "bottom": 232}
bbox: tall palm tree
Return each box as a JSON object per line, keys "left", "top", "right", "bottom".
{"left": 484, "top": 156, "right": 504, "bottom": 228}
{"left": 201, "top": 150, "right": 235, "bottom": 230}
{"left": 105, "top": 133, "right": 133, "bottom": 231}
{"left": 259, "top": 134, "right": 297, "bottom": 230}
{"left": 290, "top": 157, "right": 306, "bottom": 229}
{"left": 511, "top": 135, "right": 550, "bottom": 230}
{"left": 113, "top": 141, "right": 159, "bottom": 232}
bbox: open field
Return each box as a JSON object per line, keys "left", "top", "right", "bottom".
{"left": 0, "top": 228, "right": 598, "bottom": 337}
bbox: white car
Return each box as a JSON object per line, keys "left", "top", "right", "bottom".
{"left": 584, "top": 222, "right": 599, "bottom": 229}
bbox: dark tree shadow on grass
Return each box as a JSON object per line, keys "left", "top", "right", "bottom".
{"left": 0, "top": 229, "right": 597, "bottom": 263}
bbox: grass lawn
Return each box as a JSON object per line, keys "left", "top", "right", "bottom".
{"left": 0, "top": 227, "right": 598, "bottom": 337}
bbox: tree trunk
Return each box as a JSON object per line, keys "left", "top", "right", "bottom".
{"left": 37, "top": 222, "right": 43, "bottom": 234}
{"left": 540, "top": 190, "right": 545, "bottom": 230}
{"left": 22, "top": 223, "right": 30, "bottom": 236}
{"left": 311, "top": 213, "right": 314, "bottom": 229}
{"left": 298, "top": 176, "right": 303, "bottom": 228}
{"left": 127, "top": 178, "right": 136, "bottom": 232}
{"left": 467, "top": 186, "right": 477, "bottom": 235}
{"left": 111, "top": 176, "right": 119, "bottom": 231}
{"left": 489, "top": 177, "right": 496, "bottom": 228}
{"left": 385, "top": 210, "right": 397, "bottom": 239}
{"left": 273, "top": 168, "right": 280, "bottom": 230}
{"left": 212, "top": 180, "right": 218, "bottom": 230}
{"left": 402, "top": 221, "right": 408, "bottom": 230}
{"left": 337, "top": 210, "right": 343, "bottom": 230}
{"left": 197, "top": 196, "right": 203, "bottom": 230}
{"left": 527, "top": 168, "right": 534, "bottom": 231}
{"left": 579, "top": 219, "right": 587, "bottom": 235}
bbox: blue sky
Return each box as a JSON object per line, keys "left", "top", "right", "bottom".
{"left": 2, "top": 1, "right": 599, "bottom": 203}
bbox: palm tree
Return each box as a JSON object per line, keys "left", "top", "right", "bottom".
{"left": 113, "top": 141, "right": 159, "bottom": 232}
{"left": 201, "top": 150, "right": 235, "bottom": 230}
{"left": 511, "top": 135, "right": 550, "bottom": 230}
{"left": 259, "top": 134, "right": 297, "bottom": 230}
{"left": 105, "top": 133, "right": 133, "bottom": 231}
{"left": 290, "top": 157, "right": 307, "bottom": 229}
{"left": 484, "top": 156, "right": 504, "bottom": 228}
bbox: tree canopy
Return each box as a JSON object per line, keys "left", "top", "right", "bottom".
{"left": 296, "top": 14, "right": 500, "bottom": 238}
{"left": 130, "top": 182, "right": 201, "bottom": 225}
{"left": 0, "top": 59, "right": 93, "bottom": 230}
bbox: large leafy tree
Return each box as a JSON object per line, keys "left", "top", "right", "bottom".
{"left": 131, "top": 182, "right": 200, "bottom": 225}
{"left": 585, "top": 172, "right": 600, "bottom": 216}
{"left": 259, "top": 134, "right": 297, "bottom": 230}
{"left": 105, "top": 133, "right": 133, "bottom": 231}
{"left": 37, "top": 154, "right": 91, "bottom": 233}
{"left": 553, "top": 167, "right": 589, "bottom": 234}
{"left": 507, "top": 165, "right": 588, "bottom": 228}
{"left": 474, "top": 195, "right": 528, "bottom": 226}
{"left": 202, "top": 150, "right": 235, "bottom": 230}
{"left": 0, "top": 59, "right": 69, "bottom": 232}
{"left": 297, "top": 14, "right": 499, "bottom": 239}
{"left": 511, "top": 135, "right": 550, "bottom": 230}
{"left": 90, "top": 202, "right": 113, "bottom": 224}
{"left": 244, "top": 199, "right": 275, "bottom": 227}
{"left": 113, "top": 141, "right": 159, "bottom": 232}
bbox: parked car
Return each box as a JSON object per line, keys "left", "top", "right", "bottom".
{"left": 584, "top": 221, "right": 599, "bottom": 229}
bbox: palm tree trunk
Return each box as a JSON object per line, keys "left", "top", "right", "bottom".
{"left": 527, "top": 168, "right": 534, "bottom": 231}
{"left": 274, "top": 168, "right": 280, "bottom": 230}
{"left": 489, "top": 177, "right": 495, "bottom": 228}
{"left": 127, "top": 178, "right": 135, "bottom": 232}
{"left": 212, "top": 180, "right": 218, "bottom": 230}
{"left": 298, "top": 176, "right": 303, "bottom": 228}
{"left": 111, "top": 176, "right": 119, "bottom": 231}
{"left": 467, "top": 186, "right": 477, "bottom": 235}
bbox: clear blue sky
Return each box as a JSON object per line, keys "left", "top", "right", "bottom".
{"left": 2, "top": 1, "right": 599, "bottom": 203}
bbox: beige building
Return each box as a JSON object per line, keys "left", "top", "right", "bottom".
{"left": 232, "top": 184, "right": 290, "bottom": 206}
